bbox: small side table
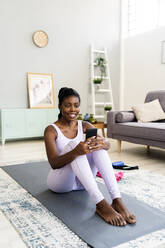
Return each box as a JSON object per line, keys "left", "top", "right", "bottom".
{"left": 92, "top": 122, "right": 107, "bottom": 137}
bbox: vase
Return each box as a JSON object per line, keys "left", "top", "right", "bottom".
{"left": 83, "top": 113, "right": 90, "bottom": 121}
{"left": 89, "top": 114, "right": 97, "bottom": 124}
{"left": 77, "top": 114, "right": 83, "bottom": 120}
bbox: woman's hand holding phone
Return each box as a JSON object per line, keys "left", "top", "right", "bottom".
{"left": 74, "top": 137, "right": 96, "bottom": 156}
{"left": 74, "top": 135, "right": 105, "bottom": 157}
{"left": 87, "top": 136, "right": 105, "bottom": 151}
{"left": 86, "top": 128, "right": 105, "bottom": 150}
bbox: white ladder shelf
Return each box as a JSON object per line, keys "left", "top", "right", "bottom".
{"left": 90, "top": 45, "right": 114, "bottom": 122}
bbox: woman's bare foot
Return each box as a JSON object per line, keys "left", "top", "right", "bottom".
{"left": 112, "top": 198, "right": 136, "bottom": 224}
{"left": 96, "top": 199, "right": 126, "bottom": 226}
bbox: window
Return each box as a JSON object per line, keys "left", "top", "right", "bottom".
{"left": 124, "top": 0, "right": 165, "bottom": 37}
{"left": 159, "top": 0, "right": 165, "bottom": 26}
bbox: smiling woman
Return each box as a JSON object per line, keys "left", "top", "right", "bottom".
{"left": 44, "top": 87, "right": 136, "bottom": 226}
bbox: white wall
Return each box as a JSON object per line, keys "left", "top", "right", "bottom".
{"left": 0, "top": 0, "right": 120, "bottom": 114}
{"left": 123, "top": 27, "right": 165, "bottom": 109}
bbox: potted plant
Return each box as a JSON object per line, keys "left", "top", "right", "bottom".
{"left": 104, "top": 105, "right": 112, "bottom": 124}
{"left": 93, "top": 77, "right": 102, "bottom": 84}
{"left": 104, "top": 105, "right": 112, "bottom": 111}
{"left": 94, "top": 57, "right": 106, "bottom": 80}
{"left": 89, "top": 114, "right": 97, "bottom": 124}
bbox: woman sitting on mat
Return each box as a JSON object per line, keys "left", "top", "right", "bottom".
{"left": 44, "top": 87, "right": 136, "bottom": 226}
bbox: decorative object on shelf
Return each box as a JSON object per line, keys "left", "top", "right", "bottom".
{"left": 104, "top": 105, "right": 112, "bottom": 111}
{"left": 104, "top": 106, "right": 112, "bottom": 123}
{"left": 32, "top": 30, "right": 49, "bottom": 48}
{"left": 83, "top": 113, "right": 90, "bottom": 121}
{"left": 27, "top": 72, "right": 55, "bottom": 109}
{"left": 77, "top": 114, "right": 83, "bottom": 120}
{"left": 94, "top": 56, "right": 106, "bottom": 81}
{"left": 93, "top": 78, "right": 102, "bottom": 84}
{"left": 89, "top": 114, "right": 97, "bottom": 124}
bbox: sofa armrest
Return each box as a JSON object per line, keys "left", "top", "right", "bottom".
{"left": 107, "top": 111, "right": 136, "bottom": 124}
{"left": 107, "top": 111, "right": 120, "bottom": 138}
{"left": 116, "top": 111, "right": 136, "bottom": 123}
{"left": 107, "top": 111, "right": 120, "bottom": 125}
{"left": 107, "top": 111, "right": 136, "bottom": 138}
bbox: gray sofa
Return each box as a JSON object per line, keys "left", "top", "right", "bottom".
{"left": 107, "top": 91, "right": 165, "bottom": 152}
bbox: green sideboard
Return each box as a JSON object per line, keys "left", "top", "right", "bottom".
{"left": 0, "top": 108, "right": 59, "bottom": 145}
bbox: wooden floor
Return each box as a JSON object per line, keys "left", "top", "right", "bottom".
{"left": 0, "top": 138, "right": 165, "bottom": 247}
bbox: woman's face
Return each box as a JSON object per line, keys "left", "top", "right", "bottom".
{"left": 60, "top": 96, "right": 80, "bottom": 121}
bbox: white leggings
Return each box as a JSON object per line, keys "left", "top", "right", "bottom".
{"left": 47, "top": 141, "right": 121, "bottom": 204}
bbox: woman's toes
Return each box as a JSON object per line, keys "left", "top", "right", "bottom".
{"left": 116, "top": 215, "right": 126, "bottom": 226}
{"left": 109, "top": 219, "right": 115, "bottom": 225}
{"left": 115, "top": 218, "right": 119, "bottom": 226}
{"left": 121, "top": 219, "right": 126, "bottom": 226}
{"left": 121, "top": 218, "right": 127, "bottom": 226}
{"left": 117, "top": 218, "right": 122, "bottom": 226}
{"left": 126, "top": 214, "right": 136, "bottom": 224}
{"left": 131, "top": 215, "right": 136, "bottom": 223}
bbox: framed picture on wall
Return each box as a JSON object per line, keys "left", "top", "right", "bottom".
{"left": 27, "top": 72, "right": 55, "bottom": 108}
{"left": 161, "top": 41, "right": 165, "bottom": 64}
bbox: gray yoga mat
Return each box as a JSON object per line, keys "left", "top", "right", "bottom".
{"left": 2, "top": 161, "right": 165, "bottom": 248}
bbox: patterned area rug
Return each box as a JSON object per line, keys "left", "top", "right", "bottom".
{"left": 0, "top": 164, "right": 165, "bottom": 248}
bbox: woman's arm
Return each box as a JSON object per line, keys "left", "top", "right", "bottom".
{"left": 44, "top": 126, "right": 78, "bottom": 169}
{"left": 82, "top": 121, "right": 110, "bottom": 150}
{"left": 44, "top": 125, "right": 93, "bottom": 169}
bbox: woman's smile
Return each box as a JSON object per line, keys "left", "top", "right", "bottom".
{"left": 68, "top": 113, "right": 77, "bottom": 119}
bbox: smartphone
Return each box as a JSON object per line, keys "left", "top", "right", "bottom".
{"left": 86, "top": 128, "right": 97, "bottom": 139}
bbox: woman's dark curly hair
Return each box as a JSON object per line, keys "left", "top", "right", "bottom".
{"left": 58, "top": 87, "right": 81, "bottom": 119}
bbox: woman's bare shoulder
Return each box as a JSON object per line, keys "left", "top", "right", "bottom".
{"left": 44, "top": 125, "right": 58, "bottom": 139}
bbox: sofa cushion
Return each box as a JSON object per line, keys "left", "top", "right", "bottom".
{"left": 113, "top": 122, "right": 165, "bottom": 142}
{"left": 132, "top": 99, "right": 165, "bottom": 122}
{"left": 116, "top": 111, "right": 136, "bottom": 123}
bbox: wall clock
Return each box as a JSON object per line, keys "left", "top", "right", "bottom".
{"left": 33, "top": 30, "right": 49, "bottom": 48}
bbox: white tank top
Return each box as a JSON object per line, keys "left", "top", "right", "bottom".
{"left": 51, "top": 120, "right": 84, "bottom": 154}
